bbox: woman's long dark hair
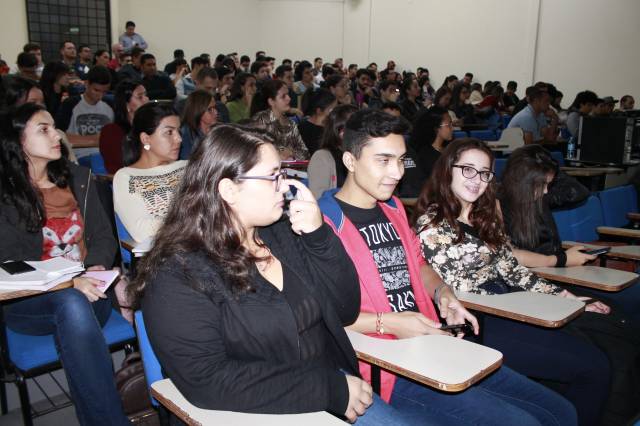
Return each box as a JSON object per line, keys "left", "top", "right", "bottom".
{"left": 122, "top": 102, "right": 178, "bottom": 166}
{"left": 408, "top": 106, "right": 448, "bottom": 152}
{"left": 412, "top": 138, "right": 506, "bottom": 249}
{"left": 229, "top": 72, "right": 255, "bottom": 102}
{"left": 300, "top": 88, "right": 336, "bottom": 117}
{"left": 319, "top": 104, "right": 357, "bottom": 187}
{"left": 130, "top": 125, "right": 276, "bottom": 306}
{"left": 250, "top": 79, "right": 286, "bottom": 117}
{"left": 499, "top": 145, "right": 558, "bottom": 249}
{"left": 40, "top": 61, "right": 69, "bottom": 110}
{"left": 0, "top": 103, "right": 70, "bottom": 232}
{"left": 113, "top": 79, "right": 143, "bottom": 132}
{"left": 181, "top": 90, "right": 214, "bottom": 133}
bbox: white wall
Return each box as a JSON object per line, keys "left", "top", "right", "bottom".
{"left": 0, "top": 0, "right": 29, "bottom": 67}
{"left": 535, "top": 0, "right": 640, "bottom": 106}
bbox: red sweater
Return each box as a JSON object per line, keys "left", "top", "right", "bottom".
{"left": 99, "top": 123, "right": 126, "bottom": 174}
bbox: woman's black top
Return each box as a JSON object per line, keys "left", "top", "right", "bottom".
{"left": 142, "top": 221, "right": 360, "bottom": 415}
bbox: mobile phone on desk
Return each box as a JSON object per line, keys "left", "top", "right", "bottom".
{"left": 0, "top": 260, "right": 36, "bottom": 275}
{"left": 580, "top": 247, "right": 611, "bottom": 256}
{"left": 439, "top": 322, "right": 473, "bottom": 335}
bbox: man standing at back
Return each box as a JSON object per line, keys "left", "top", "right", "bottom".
{"left": 119, "top": 21, "right": 148, "bottom": 53}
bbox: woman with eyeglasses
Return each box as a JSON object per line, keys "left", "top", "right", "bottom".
{"left": 178, "top": 89, "right": 218, "bottom": 159}
{"left": 113, "top": 103, "right": 185, "bottom": 243}
{"left": 411, "top": 138, "right": 611, "bottom": 426}
{"left": 132, "top": 124, "right": 415, "bottom": 424}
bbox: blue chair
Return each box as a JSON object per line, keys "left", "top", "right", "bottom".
{"left": 551, "top": 195, "right": 604, "bottom": 242}
{"left": 493, "top": 158, "right": 507, "bottom": 181}
{"left": 549, "top": 151, "right": 565, "bottom": 167}
{"left": 469, "top": 130, "right": 497, "bottom": 141}
{"left": 501, "top": 115, "right": 512, "bottom": 128}
{"left": 453, "top": 130, "right": 468, "bottom": 140}
{"left": 597, "top": 185, "right": 638, "bottom": 228}
{"left": 115, "top": 213, "right": 132, "bottom": 265}
{"left": 78, "top": 152, "right": 108, "bottom": 176}
{"left": 495, "top": 129, "right": 503, "bottom": 140}
{"left": 134, "top": 311, "right": 162, "bottom": 407}
{"left": 4, "top": 309, "right": 135, "bottom": 425}
{"left": 560, "top": 127, "right": 572, "bottom": 141}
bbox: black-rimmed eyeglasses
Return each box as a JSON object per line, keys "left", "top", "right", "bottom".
{"left": 452, "top": 165, "right": 494, "bottom": 183}
{"left": 237, "top": 169, "right": 288, "bottom": 191}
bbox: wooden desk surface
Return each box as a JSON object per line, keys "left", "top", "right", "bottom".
{"left": 346, "top": 330, "right": 502, "bottom": 392}
{"left": 597, "top": 226, "right": 640, "bottom": 239}
{"left": 67, "top": 134, "right": 99, "bottom": 148}
{"left": 562, "top": 241, "right": 640, "bottom": 261}
{"left": 0, "top": 281, "right": 73, "bottom": 302}
{"left": 627, "top": 212, "right": 640, "bottom": 222}
{"left": 532, "top": 265, "right": 638, "bottom": 292}
{"left": 456, "top": 291, "right": 584, "bottom": 328}
{"left": 121, "top": 238, "right": 136, "bottom": 252}
{"left": 150, "top": 379, "right": 343, "bottom": 426}
{"left": 565, "top": 170, "right": 607, "bottom": 177}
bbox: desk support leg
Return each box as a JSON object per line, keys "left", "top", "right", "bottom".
{"left": 371, "top": 365, "right": 381, "bottom": 395}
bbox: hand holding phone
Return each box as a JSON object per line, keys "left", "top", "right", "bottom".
{"left": 439, "top": 322, "right": 473, "bottom": 335}
{"left": 579, "top": 247, "right": 611, "bottom": 256}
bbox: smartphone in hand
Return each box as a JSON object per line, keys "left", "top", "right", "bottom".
{"left": 579, "top": 247, "right": 611, "bottom": 256}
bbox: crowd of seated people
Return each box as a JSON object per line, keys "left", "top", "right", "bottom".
{"left": 2, "top": 31, "right": 640, "bottom": 426}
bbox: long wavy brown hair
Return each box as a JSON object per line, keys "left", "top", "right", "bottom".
{"left": 129, "top": 124, "right": 275, "bottom": 307}
{"left": 412, "top": 138, "right": 507, "bottom": 250}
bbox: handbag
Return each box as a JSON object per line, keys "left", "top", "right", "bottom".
{"left": 115, "top": 352, "right": 159, "bottom": 424}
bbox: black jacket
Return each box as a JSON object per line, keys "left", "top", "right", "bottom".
{"left": 0, "top": 163, "right": 117, "bottom": 268}
{"left": 142, "top": 220, "right": 361, "bottom": 415}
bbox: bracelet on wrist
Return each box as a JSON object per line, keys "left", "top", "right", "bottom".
{"left": 375, "top": 312, "right": 384, "bottom": 335}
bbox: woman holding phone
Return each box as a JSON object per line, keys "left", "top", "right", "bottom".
{"left": 132, "top": 124, "right": 428, "bottom": 424}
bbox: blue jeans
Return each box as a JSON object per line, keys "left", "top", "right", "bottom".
{"left": 481, "top": 316, "right": 610, "bottom": 426}
{"left": 357, "top": 367, "right": 576, "bottom": 426}
{"left": 5, "top": 288, "right": 130, "bottom": 426}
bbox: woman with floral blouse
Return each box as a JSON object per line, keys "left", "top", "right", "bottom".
{"left": 411, "top": 138, "right": 610, "bottom": 426}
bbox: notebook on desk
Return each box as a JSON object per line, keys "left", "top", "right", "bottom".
{"left": 0, "top": 258, "right": 84, "bottom": 289}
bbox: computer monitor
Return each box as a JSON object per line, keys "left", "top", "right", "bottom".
{"left": 578, "top": 116, "right": 634, "bottom": 165}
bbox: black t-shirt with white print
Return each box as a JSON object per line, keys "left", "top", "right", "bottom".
{"left": 335, "top": 197, "right": 418, "bottom": 313}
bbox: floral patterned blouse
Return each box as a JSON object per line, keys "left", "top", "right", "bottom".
{"left": 416, "top": 213, "right": 562, "bottom": 295}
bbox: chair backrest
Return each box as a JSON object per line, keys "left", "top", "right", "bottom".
{"left": 115, "top": 213, "right": 132, "bottom": 264}
{"left": 494, "top": 158, "right": 508, "bottom": 181}
{"left": 453, "top": 130, "right": 468, "bottom": 140}
{"left": 552, "top": 195, "right": 603, "bottom": 242}
{"left": 134, "top": 311, "right": 162, "bottom": 406}
{"left": 469, "top": 129, "right": 497, "bottom": 141}
{"left": 498, "top": 127, "right": 524, "bottom": 150}
{"left": 501, "top": 115, "right": 512, "bottom": 128}
{"left": 597, "top": 185, "right": 639, "bottom": 227}
{"left": 549, "top": 151, "right": 565, "bottom": 167}
{"left": 78, "top": 152, "right": 108, "bottom": 175}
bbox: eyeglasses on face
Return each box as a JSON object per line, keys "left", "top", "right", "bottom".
{"left": 452, "top": 165, "right": 494, "bottom": 182}
{"left": 237, "top": 169, "right": 288, "bottom": 191}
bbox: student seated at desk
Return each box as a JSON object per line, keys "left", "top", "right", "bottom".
{"left": 113, "top": 103, "right": 186, "bottom": 243}
{"left": 132, "top": 125, "right": 416, "bottom": 425}
{"left": 501, "top": 145, "right": 640, "bottom": 323}
{"left": 500, "top": 145, "right": 640, "bottom": 425}
{"left": 178, "top": 89, "right": 218, "bottom": 159}
{"left": 318, "top": 110, "right": 577, "bottom": 426}
{"left": 0, "top": 103, "right": 129, "bottom": 426}
{"left": 99, "top": 79, "right": 149, "bottom": 174}
{"left": 251, "top": 79, "right": 309, "bottom": 160}
{"left": 307, "top": 104, "right": 357, "bottom": 199}
{"left": 413, "top": 138, "right": 614, "bottom": 426}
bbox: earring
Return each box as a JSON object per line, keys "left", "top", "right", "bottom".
{"left": 143, "top": 144, "right": 150, "bottom": 151}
